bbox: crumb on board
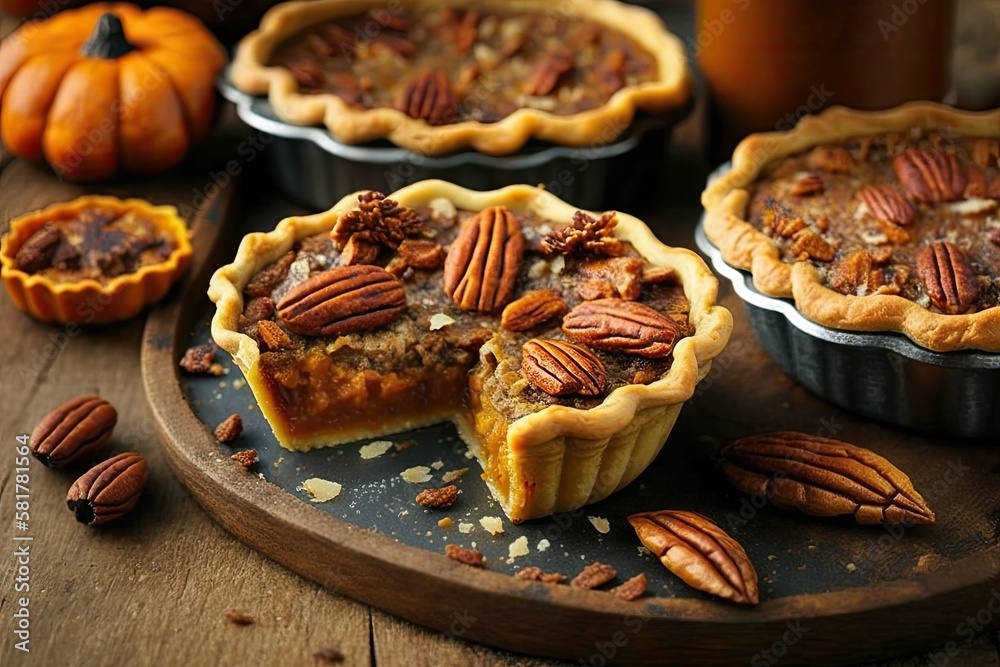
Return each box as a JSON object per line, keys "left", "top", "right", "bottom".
{"left": 416, "top": 485, "right": 458, "bottom": 509}
{"left": 313, "top": 642, "right": 345, "bottom": 663}
{"left": 516, "top": 566, "right": 566, "bottom": 584}
{"left": 400, "top": 466, "right": 433, "bottom": 483}
{"left": 214, "top": 414, "right": 243, "bottom": 443}
{"left": 303, "top": 478, "right": 342, "bottom": 503}
{"left": 537, "top": 539, "right": 550, "bottom": 552}
{"left": 223, "top": 608, "right": 254, "bottom": 626}
{"left": 571, "top": 562, "right": 617, "bottom": 590}
{"left": 395, "top": 441, "right": 414, "bottom": 452}
{"left": 846, "top": 562, "right": 857, "bottom": 572}
{"left": 588, "top": 516, "right": 610, "bottom": 534}
{"left": 230, "top": 449, "right": 258, "bottom": 468}
{"left": 458, "top": 522, "right": 474, "bottom": 534}
{"left": 610, "top": 574, "right": 647, "bottom": 601}
{"left": 430, "top": 460, "right": 445, "bottom": 470}
{"left": 508, "top": 536, "right": 529, "bottom": 559}
{"left": 438, "top": 517, "right": 453, "bottom": 528}
{"left": 442, "top": 468, "right": 469, "bottom": 483}
{"left": 445, "top": 544, "right": 484, "bottom": 567}
{"left": 479, "top": 516, "right": 504, "bottom": 535}
{"left": 180, "top": 343, "right": 217, "bottom": 374}
{"left": 359, "top": 440, "right": 394, "bottom": 459}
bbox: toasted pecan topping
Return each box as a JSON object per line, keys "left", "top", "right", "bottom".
{"left": 610, "top": 574, "right": 647, "bottom": 601}
{"left": 790, "top": 229, "right": 836, "bottom": 262}
{"left": 397, "top": 69, "right": 457, "bottom": 125}
{"left": 522, "top": 339, "right": 607, "bottom": 397}
{"left": 563, "top": 298, "right": 679, "bottom": 358}
{"left": 540, "top": 210, "right": 624, "bottom": 258}
{"left": 789, "top": 173, "right": 824, "bottom": 197}
{"left": 15, "top": 223, "right": 63, "bottom": 273}
{"left": 526, "top": 53, "right": 574, "bottom": 97}
{"left": 806, "top": 145, "right": 853, "bottom": 173}
{"left": 331, "top": 191, "right": 424, "bottom": 252}
{"left": 501, "top": 289, "right": 568, "bottom": 331}
{"left": 179, "top": 342, "right": 218, "bottom": 375}
{"left": 915, "top": 241, "right": 979, "bottom": 314}
{"left": 894, "top": 147, "right": 967, "bottom": 203}
{"left": 577, "top": 257, "right": 643, "bottom": 300}
{"left": 858, "top": 185, "right": 915, "bottom": 226}
{"left": 443, "top": 206, "right": 524, "bottom": 312}
{"left": 245, "top": 251, "right": 296, "bottom": 298}
{"left": 340, "top": 236, "right": 380, "bottom": 266}
{"left": 257, "top": 320, "right": 293, "bottom": 351}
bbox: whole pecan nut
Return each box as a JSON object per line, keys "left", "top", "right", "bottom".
{"left": 628, "top": 510, "right": 759, "bottom": 605}
{"left": 277, "top": 265, "right": 407, "bottom": 336}
{"left": 66, "top": 452, "right": 148, "bottom": 526}
{"left": 915, "top": 241, "right": 979, "bottom": 314}
{"left": 443, "top": 206, "right": 524, "bottom": 311}
{"left": 789, "top": 173, "right": 824, "bottom": 197}
{"left": 562, "top": 298, "right": 679, "bottom": 358}
{"left": 397, "top": 69, "right": 456, "bottom": 125}
{"left": 15, "top": 223, "right": 63, "bottom": 273}
{"left": 30, "top": 396, "right": 117, "bottom": 467}
{"left": 500, "top": 289, "right": 568, "bottom": 331}
{"left": 718, "top": 431, "right": 935, "bottom": 525}
{"left": 858, "top": 185, "right": 915, "bottom": 226}
{"left": 894, "top": 147, "right": 968, "bottom": 203}
{"left": 526, "top": 53, "right": 573, "bottom": 97}
{"left": 521, "top": 339, "right": 607, "bottom": 397}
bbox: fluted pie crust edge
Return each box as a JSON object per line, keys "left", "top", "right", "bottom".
{"left": 208, "top": 181, "right": 732, "bottom": 520}
{"left": 230, "top": 0, "right": 691, "bottom": 156}
{"left": 701, "top": 102, "right": 1000, "bottom": 352}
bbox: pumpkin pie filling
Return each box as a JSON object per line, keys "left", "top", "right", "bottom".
{"left": 236, "top": 197, "right": 691, "bottom": 503}
{"left": 12, "top": 205, "right": 176, "bottom": 285}
{"left": 267, "top": 6, "right": 659, "bottom": 123}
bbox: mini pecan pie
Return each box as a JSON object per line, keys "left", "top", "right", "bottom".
{"left": 210, "top": 182, "right": 731, "bottom": 521}
{"left": 703, "top": 102, "right": 1000, "bottom": 352}
{"left": 0, "top": 195, "right": 191, "bottom": 324}
{"left": 230, "top": 0, "right": 690, "bottom": 155}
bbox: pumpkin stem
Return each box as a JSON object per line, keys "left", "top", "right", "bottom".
{"left": 80, "top": 13, "right": 136, "bottom": 59}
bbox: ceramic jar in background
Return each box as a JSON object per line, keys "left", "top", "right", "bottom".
{"left": 696, "top": 0, "right": 955, "bottom": 161}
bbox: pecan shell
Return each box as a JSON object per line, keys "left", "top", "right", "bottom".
{"left": 277, "top": 265, "right": 406, "bottom": 336}
{"left": 894, "top": 147, "right": 968, "bottom": 203}
{"left": 443, "top": 206, "right": 525, "bottom": 312}
{"left": 915, "top": 241, "right": 979, "bottom": 314}
{"left": 30, "top": 396, "right": 117, "bottom": 467}
{"left": 397, "top": 69, "right": 456, "bottom": 125}
{"left": 858, "top": 185, "right": 915, "bottom": 226}
{"left": 718, "top": 431, "right": 934, "bottom": 525}
{"left": 628, "top": 510, "right": 759, "bottom": 605}
{"left": 66, "top": 452, "right": 148, "bottom": 526}
{"left": 521, "top": 339, "right": 607, "bottom": 397}
{"left": 562, "top": 298, "right": 679, "bottom": 358}
{"left": 500, "top": 289, "right": 568, "bottom": 331}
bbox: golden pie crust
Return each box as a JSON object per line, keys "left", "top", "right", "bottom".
{"left": 230, "top": 0, "right": 691, "bottom": 155}
{"left": 0, "top": 195, "right": 192, "bottom": 325}
{"left": 702, "top": 102, "right": 1000, "bottom": 352}
{"left": 209, "top": 181, "right": 732, "bottom": 521}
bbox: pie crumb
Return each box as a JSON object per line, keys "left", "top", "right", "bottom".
{"left": 458, "top": 522, "right": 474, "bottom": 534}
{"left": 438, "top": 517, "right": 453, "bottom": 528}
{"left": 479, "top": 516, "right": 504, "bottom": 535}
{"left": 588, "top": 516, "right": 610, "bottom": 534}
{"left": 430, "top": 460, "right": 445, "bottom": 470}
{"left": 537, "top": 539, "right": 550, "bottom": 552}
{"left": 359, "top": 440, "right": 393, "bottom": 459}
{"left": 303, "top": 478, "right": 342, "bottom": 502}
{"left": 508, "top": 536, "right": 529, "bottom": 558}
{"left": 223, "top": 608, "right": 254, "bottom": 625}
{"left": 429, "top": 313, "right": 456, "bottom": 330}
{"left": 442, "top": 468, "right": 469, "bottom": 483}
{"left": 400, "top": 466, "right": 433, "bottom": 483}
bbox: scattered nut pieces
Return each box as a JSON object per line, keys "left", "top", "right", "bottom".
{"left": 223, "top": 608, "right": 255, "bottom": 626}
{"left": 610, "top": 574, "right": 647, "bottom": 601}
{"left": 588, "top": 516, "right": 611, "bottom": 534}
{"left": 516, "top": 566, "right": 566, "bottom": 584}
{"left": 231, "top": 449, "right": 258, "bottom": 468}
{"left": 540, "top": 210, "right": 624, "bottom": 258}
{"left": 571, "top": 561, "right": 617, "bottom": 590}
{"left": 303, "top": 478, "right": 342, "bottom": 503}
{"left": 257, "top": 320, "right": 292, "bottom": 351}
{"left": 313, "top": 643, "right": 345, "bottom": 664}
{"left": 359, "top": 440, "right": 394, "bottom": 459}
{"left": 214, "top": 414, "right": 243, "bottom": 443}
{"left": 180, "top": 343, "right": 218, "bottom": 374}
{"left": 479, "top": 516, "right": 504, "bottom": 535}
{"left": 400, "top": 466, "right": 433, "bottom": 483}
{"left": 445, "top": 544, "right": 484, "bottom": 567}
{"left": 415, "top": 485, "right": 458, "bottom": 509}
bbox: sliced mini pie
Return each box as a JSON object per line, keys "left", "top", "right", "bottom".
{"left": 702, "top": 102, "right": 1000, "bottom": 352}
{"left": 210, "top": 182, "right": 731, "bottom": 521}
{"left": 1, "top": 195, "right": 191, "bottom": 324}
{"left": 230, "top": 0, "right": 690, "bottom": 154}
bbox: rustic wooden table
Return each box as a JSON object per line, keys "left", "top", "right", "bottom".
{"left": 3, "top": 3, "right": 1000, "bottom": 666}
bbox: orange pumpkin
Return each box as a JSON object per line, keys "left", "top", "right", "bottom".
{"left": 0, "top": 3, "right": 226, "bottom": 181}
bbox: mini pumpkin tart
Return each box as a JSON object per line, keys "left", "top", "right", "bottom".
{"left": 229, "top": 0, "right": 690, "bottom": 155}
{"left": 0, "top": 195, "right": 192, "bottom": 324}
{"left": 209, "top": 182, "right": 731, "bottom": 521}
{"left": 702, "top": 102, "right": 1000, "bottom": 352}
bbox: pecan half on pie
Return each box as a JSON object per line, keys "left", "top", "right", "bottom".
{"left": 230, "top": 0, "right": 690, "bottom": 154}
{"left": 0, "top": 195, "right": 191, "bottom": 324}
{"left": 703, "top": 102, "right": 1000, "bottom": 352}
{"left": 210, "top": 182, "right": 731, "bottom": 521}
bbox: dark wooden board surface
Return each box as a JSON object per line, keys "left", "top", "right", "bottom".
{"left": 141, "top": 175, "right": 1000, "bottom": 664}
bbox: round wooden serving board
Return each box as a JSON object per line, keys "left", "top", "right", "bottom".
{"left": 142, "top": 188, "right": 1000, "bottom": 666}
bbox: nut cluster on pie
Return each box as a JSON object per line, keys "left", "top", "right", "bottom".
{"left": 702, "top": 102, "right": 1000, "bottom": 352}
{"left": 0, "top": 195, "right": 192, "bottom": 324}
{"left": 230, "top": 0, "right": 690, "bottom": 155}
{"left": 210, "top": 182, "right": 731, "bottom": 521}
